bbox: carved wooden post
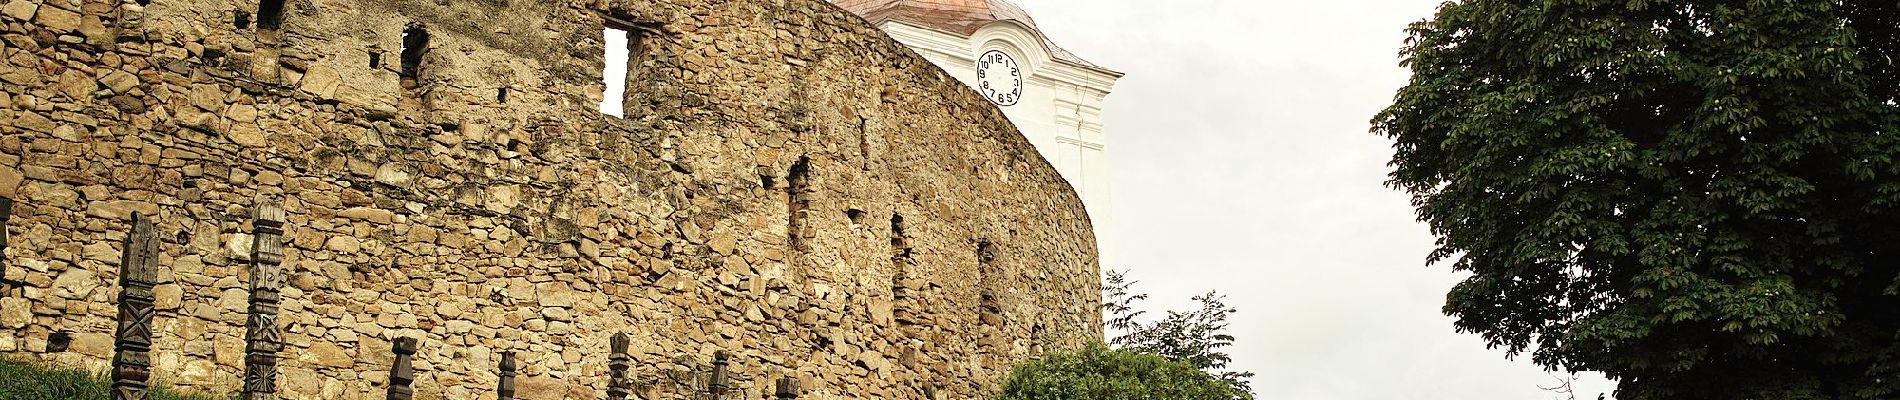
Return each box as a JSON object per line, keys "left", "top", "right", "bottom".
{"left": 111, "top": 212, "right": 159, "bottom": 400}
{"left": 387, "top": 337, "right": 418, "bottom": 400}
{"left": 496, "top": 351, "right": 516, "bottom": 400}
{"left": 0, "top": 197, "right": 12, "bottom": 289}
{"left": 708, "top": 351, "right": 731, "bottom": 397}
{"left": 607, "top": 333, "right": 632, "bottom": 400}
{"left": 243, "top": 201, "right": 287, "bottom": 400}
{"left": 774, "top": 377, "right": 798, "bottom": 400}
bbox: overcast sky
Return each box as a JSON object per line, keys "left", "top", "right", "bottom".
{"left": 1006, "top": 0, "right": 1621, "bottom": 398}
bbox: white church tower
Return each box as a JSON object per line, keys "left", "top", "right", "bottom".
{"left": 833, "top": 0, "right": 1123, "bottom": 228}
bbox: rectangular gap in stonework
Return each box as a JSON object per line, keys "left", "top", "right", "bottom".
{"left": 786, "top": 157, "right": 811, "bottom": 250}
{"left": 889, "top": 214, "right": 910, "bottom": 260}
{"left": 599, "top": 23, "right": 641, "bottom": 117}
{"left": 400, "top": 26, "right": 429, "bottom": 85}
{"left": 256, "top": 0, "right": 285, "bottom": 30}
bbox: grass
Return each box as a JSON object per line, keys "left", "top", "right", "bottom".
{"left": 0, "top": 357, "right": 227, "bottom": 400}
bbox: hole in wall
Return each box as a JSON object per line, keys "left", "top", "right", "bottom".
{"left": 400, "top": 26, "right": 429, "bottom": 86}
{"left": 368, "top": 49, "right": 382, "bottom": 70}
{"left": 45, "top": 332, "right": 71, "bottom": 353}
{"left": 846, "top": 209, "right": 866, "bottom": 227}
{"left": 497, "top": 87, "right": 509, "bottom": 103}
{"left": 786, "top": 156, "right": 811, "bottom": 251}
{"left": 759, "top": 174, "right": 776, "bottom": 189}
{"left": 235, "top": 11, "right": 252, "bottom": 29}
{"left": 599, "top": 24, "right": 641, "bottom": 117}
{"left": 256, "top": 0, "right": 286, "bottom": 30}
{"left": 889, "top": 214, "right": 910, "bottom": 259}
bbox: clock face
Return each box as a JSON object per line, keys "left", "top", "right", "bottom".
{"left": 976, "top": 49, "right": 1023, "bottom": 106}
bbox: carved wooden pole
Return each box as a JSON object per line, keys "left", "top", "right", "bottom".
{"left": 110, "top": 212, "right": 159, "bottom": 400}
{"left": 708, "top": 351, "right": 731, "bottom": 397}
{"left": 243, "top": 201, "right": 287, "bottom": 400}
{"left": 496, "top": 351, "right": 516, "bottom": 400}
{"left": 0, "top": 197, "right": 12, "bottom": 289}
{"left": 774, "top": 377, "right": 798, "bottom": 400}
{"left": 388, "top": 337, "right": 418, "bottom": 400}
{"left": 607, "top": 333, "right": 632, "bottom": 400}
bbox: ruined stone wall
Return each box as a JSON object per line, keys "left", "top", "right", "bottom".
{"left": 0, "top": 0, "right": 1102, "bottom": 398}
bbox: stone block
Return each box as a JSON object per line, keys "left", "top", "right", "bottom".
{"left": 1, "top": 1, "right": 36, "bottom": 21}
{"left": 32, "top": 4, "right": 76, "bottom": 32}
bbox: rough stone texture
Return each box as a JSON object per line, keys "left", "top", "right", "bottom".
{"left": 0, "top": 0, "right": 1100, "bottom": 399}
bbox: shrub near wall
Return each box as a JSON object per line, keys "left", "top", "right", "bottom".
{"left": 999, "top": 344, "right": 1249, "bottom": 400}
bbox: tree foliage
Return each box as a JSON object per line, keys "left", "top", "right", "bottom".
{"left": 998, "top": 343, "right": 1248, "bottom": 400}
{"left": 1101, "top": 271, "right": 1254, "bottom": 397}
{"left": 1374, "top": 1, "right": 1900, "bottom": 399}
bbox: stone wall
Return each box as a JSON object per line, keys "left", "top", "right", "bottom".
{"left": 0, "top": 0, "right": 1102, "bottom": 398}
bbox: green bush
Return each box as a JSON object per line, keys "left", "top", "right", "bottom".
{"left": 0, "top": 358, "right": 225, "bottom": 400}
{"left": 999, "top": 343, "right": 1252, "bottom": 400}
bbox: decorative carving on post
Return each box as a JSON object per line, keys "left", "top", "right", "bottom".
{"left": 608, "top": 334, "right": 633, "bottom": 400}
{"left": 708, "top": 351, "right": 731, "bottom": 397}
{"left": 1, "top": 197, "right": 12, "bottom": 289}
{"left": 775, "top": 377, "right": 799, "bottom": 400}
{"left": 111, "top": 212, "right": 159, "bottom": 400}
{"left": 497, "top": 351, "right": 516, "bottom": 400}
{"left": 243, "top": 201, "right": 287, "bottom": 400}
{"left": 388, "top": 337, "right": 418, "bottom": 400}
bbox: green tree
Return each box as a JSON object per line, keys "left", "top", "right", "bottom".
{"left": 998, "top": 343, "right": 1250, "bottom": 400}
{"left": 1374, "top": 1, "right": 1900, "bottom": 399}
{"left": 1101, "top": 271, "right": 1254, "bottom": 396}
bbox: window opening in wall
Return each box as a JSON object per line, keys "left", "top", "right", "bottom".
{"left": 846, "top": 209, "right": 867, "bottom": 227}
{"left": 368, "top": 49, "right": 382, "bottom": 70}
{"left": 256, "top": 0, "right": 285, "bottom": 30}
{"left": 497, "top": 87, "right": 510, "bottom": 103}
{"left": 976, "top": 239, "right": 1002, "bottom": 325}
{"left": 235, "top": 11, "right": 252, "bottom": 29}
{"left": 46, "top": 331, "right": 71, "bottom": 353}
{"left": 400, "top": 26, "right": 429, "bottom": 86}
{"left": 786, "top": 157, "right": 811, "bottom": 251}
{"left": 890, "top": 214, "right": 911, "bottom": 260}
{"left": 599, "top": 22, "right": 643, "bottom": 117}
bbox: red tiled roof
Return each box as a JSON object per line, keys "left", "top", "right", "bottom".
{"left": 832, "top": 0, "right": 1106, "bottom": 70}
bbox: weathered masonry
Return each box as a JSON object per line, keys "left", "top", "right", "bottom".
{"left": 0, "top": 0, "right": 1101, "bottom": 399}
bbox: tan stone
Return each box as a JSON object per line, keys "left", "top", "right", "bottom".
{"left": 32, "top": 4, "right": 77, "bottom": 33}
{"left": 300, "top": 64, "right": 339, "bottom": 98}
{"left": 51, "top": 268, "right": 97, "bottom": 300}
{"left": 228, "top": 123, "right": 266, "bottom": 147}
{"left": 101, "top": 70, "right": 138, "bottom": 94}
{"left": 305, "top": 342, "right": 355, "bottom": 368}
{"left": 189, "top": 84, "right": 222, "bottom": 111}
{"left": 1, "top": 1, "right": 36, "bottom": 21}
{"left": 71, "top": 332, "right": 113, "bottom": 357}
{"left": 535, "top": 282, "right": 577, "bottom": 308}
{"left": 154, "top": 284, "right": 183, "bottom": 310}
{"left": 0, "top": 165, "right": 19, "bottom": 198}
{"left": 85, "top": 199, "right": 159, "bottom": 220}
{"left": 325, "top": 236, "right": 361, "bottom": 253}
{"left": 0, "top": 297, "right": 31, "bottom": 328}
{"left": 337, "top": 207, "right": 395, "bottom": 224}
{"left": 14, "top": 111, "right": 54, "bottom": 133}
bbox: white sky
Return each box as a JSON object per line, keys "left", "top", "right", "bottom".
{"left": 1008, "top": 0, "right": 1620, "bottom": 398}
